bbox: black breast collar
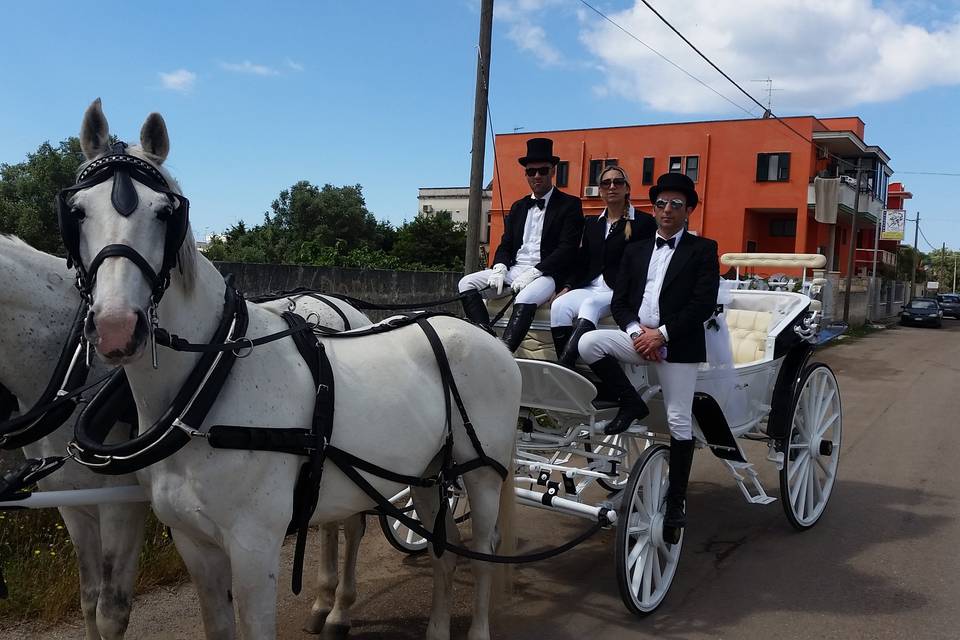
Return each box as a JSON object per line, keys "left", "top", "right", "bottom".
{"left": 0, "top": 301, "right": 92, "bottom": 450}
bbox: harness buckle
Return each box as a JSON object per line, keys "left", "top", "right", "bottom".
{"left": 232, "top": 337, "right": 254, "bottom": 359}
{"left": 173, "top": 419, "right": 209, "bottom": 439}
{"left": 148, "top": 303, "right": 160, "bottom": 370}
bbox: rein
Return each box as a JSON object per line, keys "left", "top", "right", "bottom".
{"left": 0, "top": 301, "right": 94, "bottom": 450}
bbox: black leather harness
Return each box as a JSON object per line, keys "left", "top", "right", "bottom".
{"left": 0, "top": 301, "right": 93, "bottom": 450}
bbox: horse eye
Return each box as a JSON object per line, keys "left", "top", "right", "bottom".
{"left": 70, "top": 206, "right": 86, "bottom": 220}
{"left": 156, "top": 204, "right": 173, "bottom": 220}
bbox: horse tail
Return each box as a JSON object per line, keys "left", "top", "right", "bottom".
{"left": 493, "top": 435, "right": 518, "bottom": 601}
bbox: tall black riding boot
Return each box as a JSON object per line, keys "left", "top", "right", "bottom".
{"left": 663, "top": 437, "right": 695, "bottom": 545}
{"left": 558, "top": 318, "right": 596, "bottom": 368}
{"left": 459, "top": 289, "right": 490, "bottom": 328}
{"left": 501, "top": 303, "right": 539, "bottom": 352}
{"left": 587, "top": 355, "right": 649, "bottom": 435}
{"left": 551, "top": 326, "right": 573, "bottom": 361}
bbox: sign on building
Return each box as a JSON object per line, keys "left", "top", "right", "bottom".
{"left": 880, "top": 209, "right": 906, "bottom": 241}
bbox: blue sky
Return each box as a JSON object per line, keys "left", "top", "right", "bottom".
{"left": 2, "top": 0, "right": 959, "bottom": 251}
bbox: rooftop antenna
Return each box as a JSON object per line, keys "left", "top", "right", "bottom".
{"left": 749, "top": 77, "right": 782, "bottom": 113}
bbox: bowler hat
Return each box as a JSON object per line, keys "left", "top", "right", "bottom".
{"left": 518, "top": 137, "right": 560, "bottom": 166}
{"left": 649, "top": 172, "right": 699, "bottom": 208}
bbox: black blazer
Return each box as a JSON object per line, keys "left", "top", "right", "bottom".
{"left": 611, "top": 231, "right": 720, "bottom": 363}
{"left": 567, "top": 208, "right": 657, "bottom": 290}
{"left": 493, "top": 188, "right": 584, "bottom": 291}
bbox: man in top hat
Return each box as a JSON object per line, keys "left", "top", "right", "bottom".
{"left": 459, "top": 137, "right": 584, "bottom": 351}
{"left": 578, "top": 172, "right": 719, "bottom": 543}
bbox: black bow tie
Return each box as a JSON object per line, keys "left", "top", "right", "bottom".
{"left": 656, "top": 236, "right": 675, "bottom": 249}
{"left": 529, "top": 197, "right": 546, "bottom": 210}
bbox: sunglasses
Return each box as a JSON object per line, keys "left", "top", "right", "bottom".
{"left": 654, "top": 198, "right": 686, "bottom": 211}
{"left": 524, "top": 166, "right": 552, "bottom": 177}
{"left": 599, "top": 178, "right": 627, "bottom": 188}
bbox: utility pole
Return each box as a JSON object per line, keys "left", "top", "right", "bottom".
{"left": 464, "top": 0, "right": 494, "bottom": 274}
{"left": 842, "top": 157, "right": 863, "bottom": 324}
{"left": 942, "top": 242, "right": 947, "bottom": 293}
{"left": 911, "top": 211, "right": 921, "bottom": 302}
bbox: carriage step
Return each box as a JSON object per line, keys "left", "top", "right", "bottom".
{"left": 723, "top": 460, "right": 777, "bottom": 505}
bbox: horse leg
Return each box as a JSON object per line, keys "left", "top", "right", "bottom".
{"left": 227, "top": 530, "right": 284, "bottom": 640}
{"left": 304, "top": 521, "right": 340, "bottom": 634}
{"left": 58, "top": 506, "right": 103, "bottom": 640}
{"left": 410, "top": 487, "right": 460, "bottom": 640}
{"left": 323, "top": 514, "right": 367, "bottom": 639}
{"left": 461, "top": 468, "right": 509, "bottom": 640}
{"left": 172, "top": 530, "right": 237, "bottom": 640}
{"left": 95, "top": 501, "right": 148, "bottom": 640}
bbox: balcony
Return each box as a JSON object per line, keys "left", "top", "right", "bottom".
{"left": 854, "top": 248, "right": 897, "bottom": 273}
{"left": 807, "top": 180, "right": 883, "bottom": 223}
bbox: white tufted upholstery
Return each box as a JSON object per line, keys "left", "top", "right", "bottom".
{"left": 720, "top": 253, "right": 827, "bottom": 269}
{"left": 724, "top": 309, "right": 772, "bottom": 365}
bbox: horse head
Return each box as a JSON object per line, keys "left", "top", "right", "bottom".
{"left": 61, "top": 99, "right": 196, "bottom": 364}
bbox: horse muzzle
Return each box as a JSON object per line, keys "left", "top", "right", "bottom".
{"left": 85, "top": 306, "right": 149, "bottom": 363}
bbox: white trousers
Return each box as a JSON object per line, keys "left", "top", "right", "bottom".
{"left": 550, "top": 280, "right": 613, "bottom": 327}
{"left": 458, "top": 265, "right": 557, "bottom": 306}
{"left": 579, "top": 329, "right": 698, "bottom": 440}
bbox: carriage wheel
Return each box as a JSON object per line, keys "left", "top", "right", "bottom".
{"left": 615, "top": 444, "right": 682, "bottom": 616}
{"left": 379, "top": 486, "right": 469, "bottom": 555}
{"left": 595, "top": 433, "right": 650, "bottom": 493}
{"left": 779, "top": 363, "right": 842, "bottom": 530}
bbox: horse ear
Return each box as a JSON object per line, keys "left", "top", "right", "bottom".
{"left": 80, "top": 98, "right": 110, "bottom": 160}
{"left": 140, "top": 113, "right": 170, "bottom": 164}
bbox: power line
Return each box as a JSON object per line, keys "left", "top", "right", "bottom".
{"left": 576, "top": 0, "right": 757, "bottom": 117}
{"left": 898, "top": 171, "right": 960, "bottom": 177}
{"left": 580, "top": 0, "right": 860, "bottom": 170}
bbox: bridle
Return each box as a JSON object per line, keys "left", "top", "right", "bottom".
{"left": 56, "top": 141, "right": 190, "bottom": 307}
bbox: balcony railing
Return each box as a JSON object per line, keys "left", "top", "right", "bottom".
{"left": 807, "top": 181, "right": 883, "bottom": 221}
{"left": 854, "top": 248, "right": 897, "bottom": 268}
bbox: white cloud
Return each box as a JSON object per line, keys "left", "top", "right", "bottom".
{"left": 496, "top": 0, "right": 564, "bottom": 65}
{"left": 577, "top": 0, "right": 960, "bottom": 114}
{"left": 285, "top": 58, "right": 305, "bottom": 72}
{"left": 159, "top": 69, "right": 196, "bottom": 92}
{"left": 220, "top": 61, "right": 280, "bottom": 76}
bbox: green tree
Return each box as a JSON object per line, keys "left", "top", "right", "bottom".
{"left": 392, "top": 211, "right": 466, "bottom": 271}
{"left": 0, "top": 137, "right": 85, "bottom": 254}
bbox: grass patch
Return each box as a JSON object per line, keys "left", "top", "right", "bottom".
{"left": 0, "top": 508, "right": 187, "bottom": 623}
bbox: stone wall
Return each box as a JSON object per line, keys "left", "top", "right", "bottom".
{"left": 214, "top": 263, "right": 464, "bottom": 321}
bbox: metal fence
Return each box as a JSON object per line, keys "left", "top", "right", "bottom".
{"left": 866, "top": 278, "right": 906, "bottom": 323}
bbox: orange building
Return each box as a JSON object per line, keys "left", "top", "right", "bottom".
{"left": 488, "top": 116, "right": 897, "bottom": 276}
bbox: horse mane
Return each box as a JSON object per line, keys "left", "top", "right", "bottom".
{"left": 76, "top": 145, "right": 198, "bottom": 292}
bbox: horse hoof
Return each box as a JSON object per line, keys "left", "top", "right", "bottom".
{"left": 321, "top": 623, "right": 351, "bottom": 640}
{"left": 303, "top": 610, "right": 330, "bottom": 635}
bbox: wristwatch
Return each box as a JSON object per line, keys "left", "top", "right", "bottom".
{"left": 629, "top": 331, "right": 641, "bottom": 340}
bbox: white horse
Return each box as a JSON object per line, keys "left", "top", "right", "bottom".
{"left": 0, "top": 235, "right": 147, "bottom": 640}
{"left": 1, "top": 235, "right": 374, "bottom": 638}
{"left": 68, "top": 99, "right": 520, "bottom": 640}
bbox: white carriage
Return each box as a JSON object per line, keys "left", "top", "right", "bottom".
{"left": 383, "top": 253, "right": 844, "bottom": 616}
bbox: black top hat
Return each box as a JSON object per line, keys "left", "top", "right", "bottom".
{"left": 518, "top": 137, "right": 560, "bottom": 166}
{"left": 649, "top": 172, "right": 699, "bottom": 208}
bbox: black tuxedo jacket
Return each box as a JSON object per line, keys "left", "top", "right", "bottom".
{"left": 611, "top": 231, "right": 720, "bottom": 363}
{"left": 567, "top": 210, "right": 657, "bottom": 290}
{"left": 493, "top": 188, "right": 584, "bottom": 291}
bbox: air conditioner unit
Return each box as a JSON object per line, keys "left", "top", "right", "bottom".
{"left": 584, "top": 186, "right": 600, "bottom": 197}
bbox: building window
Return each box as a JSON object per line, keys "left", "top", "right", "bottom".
{"left": 746, "top": 240, "right": 758, "bottom": 252}
{"left": 556, "top": 161, "right": 569, "bottom": 188}
{"left": 769, "top": 218, "right": 796, "bottom": 237}
{"left": 756, "top": 152, "right": 790, "bottom": 182}
{"left": 685, "top": 156, "right": 699, "bottom": 182}
{"left": 669, "top": 156, "right": 682, "bottom": 173}
{"left": 642, "top": 157, "right": 655, "bottom": 185}
{"left": 588, "top": 158, "right": 619, "bottom": 186}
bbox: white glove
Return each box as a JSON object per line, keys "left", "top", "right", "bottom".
{"left": 511, "top": 267, "right": 542, "bottom": 293}
{"left": 487, "top": 263, "right": 508, "bottom": 295}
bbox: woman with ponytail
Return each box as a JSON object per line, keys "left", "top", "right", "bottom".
{"left": 550, "top": 166, "right": 657, "bottom": 367}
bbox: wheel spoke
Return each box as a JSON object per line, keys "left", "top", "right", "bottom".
{"left": 788, "top": 449, "right": 809, "bottom": 482}
{"left": 649, "top": 457, "right": 664, "bottom": 511}
{"left": 627, "top": 536, "right": 648, "bottom": 569}
{"left": 815, "top": 410, "right": 840, "bottom": 441}
{"left": 630, "top": 542, "right": 647, "bottom": 594}
{"left": 815, "top": 452, "right": 832, "bottom": 476}
{"left": 405, "top": 527, "right": 418, "bottom": 545}
{"left": 804, "top": 461, "right": 815, "bottom": 518}
{"left": 652, "top": 545, "right": 664, "bottom": 589}
{"left": 789, "top": 455, "right": 808, "bottom": 504}
{"left": 814, "top": 387, "right": 837, "bottom": 428}
{"left": 641, "top": 542, "right": 654, "bottom": 603}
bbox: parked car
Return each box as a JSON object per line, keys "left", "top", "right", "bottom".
{"left": 936, "top": 294, "right": 960, "bottom": 319}
{"left": 900, "top": 298, "right": 943, "bottom": 328}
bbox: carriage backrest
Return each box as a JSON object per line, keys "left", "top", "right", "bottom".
{"left": 724, "top": 290, "right": 809, "bottom": 365}
{"left": 516, "top": 359, "right": 599, "bottom": 415}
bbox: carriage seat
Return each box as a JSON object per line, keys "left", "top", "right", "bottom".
{"left": 725, "top": 308, "right": 772, "bottom": 364}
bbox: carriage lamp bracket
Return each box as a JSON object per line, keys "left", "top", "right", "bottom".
{"left": 536, "top": 470, "right": 551, "bottom": 486}
{"left": 723, "top": 460, "right": 777, "bottom": 505}
{"left": 562, "top": 472, "right": 578, "bottom": 496}
{"left": 794, "top": 310, "right": 821, "bottom": 343}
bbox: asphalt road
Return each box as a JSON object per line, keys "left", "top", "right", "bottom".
{"left": 7, "top": 319, "right": 960, "bottom": 640}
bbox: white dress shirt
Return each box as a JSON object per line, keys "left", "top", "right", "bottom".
{"left": 514, "top": 187, "right": 554, "bottom": 268}
{"left": 626, "top": 227, "right": 685, "bottom": 341}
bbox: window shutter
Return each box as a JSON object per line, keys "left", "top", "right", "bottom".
{"left": 779, "top": 153, "right": 791, "bottom": 180}
{"left": 756, "top": 154, "right": 766, "bottom": 182}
